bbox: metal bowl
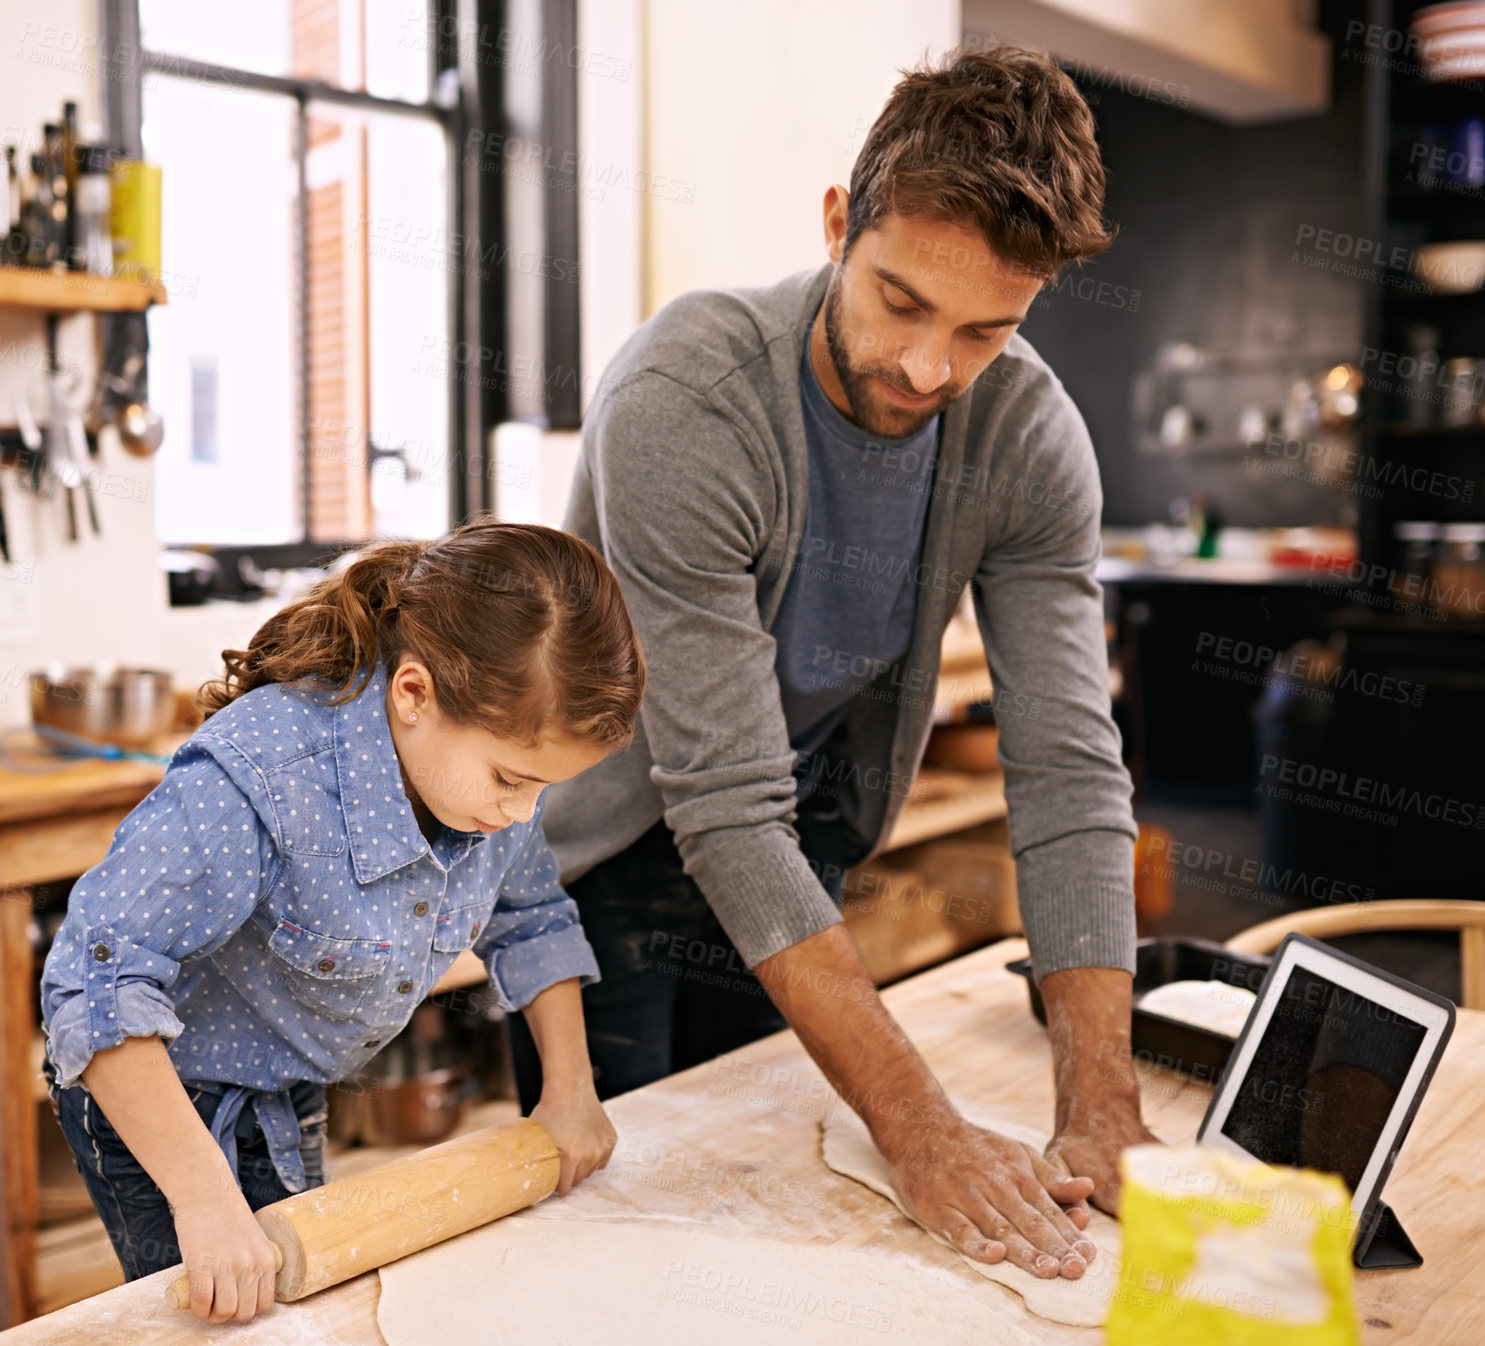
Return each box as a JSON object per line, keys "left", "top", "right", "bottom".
{"left": 30, "top": 666, "right": 175, "bottom": 749}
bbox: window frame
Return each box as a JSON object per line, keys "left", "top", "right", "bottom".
{"left": 103, "top": 0, "right": 489, "bottom": 573}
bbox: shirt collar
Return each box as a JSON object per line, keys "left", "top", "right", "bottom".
{"left": 333, "top": 662, "right": 484, "bottom": 883}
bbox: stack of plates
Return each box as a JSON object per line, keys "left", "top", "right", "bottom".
{"left": 1414, "top": 1, "right": 1485, "bottom": 80}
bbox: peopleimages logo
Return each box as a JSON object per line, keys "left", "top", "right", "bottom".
{"left": 1139, "top": 834, "right": 1376, "bottom": 906}
{"left": 1306, "top": 555, "right": 1485, "bottom": 618}
{"left": 1258, "top": 431, "right": 1476, "bottom": 504}
{"left": 1194, "top": 632, "right": 1425, "bottom": 707}
{"left": 1258, "top": 755, "right": 1484, "bottom": 829}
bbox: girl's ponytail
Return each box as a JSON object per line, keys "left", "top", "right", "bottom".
{"left": 199, "top": 521, "right": 643, "bottom": 751}
{"left": 201, "top": 541, "right": 428, "bottom": 716}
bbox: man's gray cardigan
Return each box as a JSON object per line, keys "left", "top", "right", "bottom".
{"left": 542, "top": 262, "right": 1137, "bottom": 982}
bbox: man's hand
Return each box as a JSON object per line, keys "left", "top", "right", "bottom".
{"left": 1044, "top": 1102, "right": 1158, "bottom": 1217}
{"left": 1040, "top": 965, "right": 1160, "bottom": 1215}
{"left": 756, "top": 926, "right": 1102, "bottom": 1279}
{"left": 882, "top": 1102, "right": 1099, "bottom": 1278}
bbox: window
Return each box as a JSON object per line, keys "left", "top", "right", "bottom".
{"left": 130, "top": 0, "right": 459, "bottom": 548}
{"left": 188, "top": 357, "right": 217, "bottom": 463}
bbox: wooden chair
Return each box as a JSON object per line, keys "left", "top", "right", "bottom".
{"left": 1225, "top": 899, "right": 1485, "bottom": 1010}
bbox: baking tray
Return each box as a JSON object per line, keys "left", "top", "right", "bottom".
{"left": 1005, "top": 936, "right": 1272, "bottom": 1083}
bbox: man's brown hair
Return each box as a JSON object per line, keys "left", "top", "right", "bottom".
{"left": 847, "top": 42, "right": 1113, "bottom": 277}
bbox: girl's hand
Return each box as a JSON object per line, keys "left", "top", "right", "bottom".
{"left": 520, "top": 978, "right": 613, "bottom": 1192}
{"left": 172, "top": 1190, "right": 279, "bottom": 1322}
{"left": 530, "top": 1080, "right": 617, "bottom": 1194}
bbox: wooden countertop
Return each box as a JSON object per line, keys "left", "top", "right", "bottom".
{"left": 3, "top": 938, "right": 1478, "bottom": 1344}
{"left": 0, "top": 735, "right": 184, "bottom": 828}
{"left": 1095, "top": 557, "right": 1324, "bottom": 586}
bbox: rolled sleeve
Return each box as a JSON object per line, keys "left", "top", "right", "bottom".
{"left": 44, "top": 929, "right": 187, "bottom": 1090}
{"left": 475, "top": 807, "right": 600, "bottom": 1012}
{"left": 1013, "top": 831, "right": 1137, "bottom": 982}
{"left": 39, "top": 737, "right": 280, "bottom": 1087}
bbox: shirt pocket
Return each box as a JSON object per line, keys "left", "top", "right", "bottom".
{"left": 431, "top": 905, "right": 487, "bottom": 956}
{"left": 267, "top": 921, "right": 392, "bottom": 1021}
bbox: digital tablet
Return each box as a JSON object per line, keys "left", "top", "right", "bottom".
{"left": 1198, "top": 933, "right": 1455, "bottom": 1246}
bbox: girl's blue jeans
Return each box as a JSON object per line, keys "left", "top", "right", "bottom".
{"left": 44, "top": 1057, "right": 328, "bottom": 1282}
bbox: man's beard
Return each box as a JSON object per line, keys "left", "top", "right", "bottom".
{"left": 822, "top": 273, "right": 954, "bottom": 439}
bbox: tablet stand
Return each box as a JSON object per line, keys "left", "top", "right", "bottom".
{"left": 1353, "top": 1198, "right": 1423, "bottom": 1269}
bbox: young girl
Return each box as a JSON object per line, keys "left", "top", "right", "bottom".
{"left": 39, "top": 519, "right": 645, "bottom": 1325}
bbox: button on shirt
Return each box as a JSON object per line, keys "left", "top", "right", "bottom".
{"left": 39, "top": 661, "right": 599, "bottom": 1189}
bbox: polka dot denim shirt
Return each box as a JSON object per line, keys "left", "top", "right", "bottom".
{"left": 39, "top": 661, "right": 600, "bottom": 1161}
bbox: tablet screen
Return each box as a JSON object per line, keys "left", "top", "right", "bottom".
{"left": 1219, "top": 963, "right": 1428, "bottom": 1193}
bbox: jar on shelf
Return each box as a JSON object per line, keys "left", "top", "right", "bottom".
{"left": 1433, "top": 523, "right": 1485, "bottom": 618}
{"left": 1399, "top": 325, "right": 1441, "bottom": 426}
{"left": 1394, "top": 520, "right": 1440, "bottom": 599}
{"left": 1440, "top": 358, "right": 1479, "bottom": 427}
{"left": 72, "top": 143, "right": 113, "bottom": 277}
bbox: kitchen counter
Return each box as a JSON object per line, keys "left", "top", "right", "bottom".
{"left": 1097, "top": 525, "right": 1359, "bottom": 586}
{"left": 3, "top": 937, "right": 1478, "bottom": 1344}
{"left": 0, "top": 737, "right": 184, "bottom": 833}
{"left": 1096, "top": 556, "right": 1324, "bottom": 585}
{"left": 0, "top": 733, "right": 189, "bottom": 1327}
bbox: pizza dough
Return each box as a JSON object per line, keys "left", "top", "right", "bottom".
{"left": 1138, "top": 979, "right": 1257, "bottom": 1037}
{"left": 821, "top": 1106, "right": 1121, "bottom": 1328}
{"left": 377, "top": 1212, "right": 1040, "bottom": 1345}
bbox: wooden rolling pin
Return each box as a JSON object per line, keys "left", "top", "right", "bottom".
{"left": 165, "top": 1118, "right": 559, "bottom": 1309}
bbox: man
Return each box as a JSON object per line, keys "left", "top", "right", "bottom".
{"left": 517, "top": 43, "right": 1156, "bottom": 1283}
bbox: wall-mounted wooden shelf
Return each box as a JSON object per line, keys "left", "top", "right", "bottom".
{"left": 0, "top": 269, "right": 167, "bottom": 313}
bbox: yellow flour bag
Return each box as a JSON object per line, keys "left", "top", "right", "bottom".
{"left": 1106, "top": 1144, "right": 1358, "bottom": 1346}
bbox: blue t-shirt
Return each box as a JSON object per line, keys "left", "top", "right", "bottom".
{"left": 773, "top": 334, "right": 940, "bottom": 775}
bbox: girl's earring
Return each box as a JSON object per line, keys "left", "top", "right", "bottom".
{"left": 407, "top": 712, "right": 419, "bottom": 723}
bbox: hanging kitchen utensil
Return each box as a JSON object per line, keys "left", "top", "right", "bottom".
{"left": 86, "top": 324, "right": 131, "bottom": 439}
{"left": 65, "top": 411, "right": 100, "bottom": 535}
{"left": 47, "top": 361, "right": 79, "bottom": 541}
{"left": 118, "top": 399, "right": 164, "bottom": 456}
{"left": 89, "top": 353, "right": 163, "bottom": 456}
{"left": 13, "top": 387, "right": 46, "bottom": 497}
{"left": 88, "top": 324, "right": 162, "bottom": 456}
